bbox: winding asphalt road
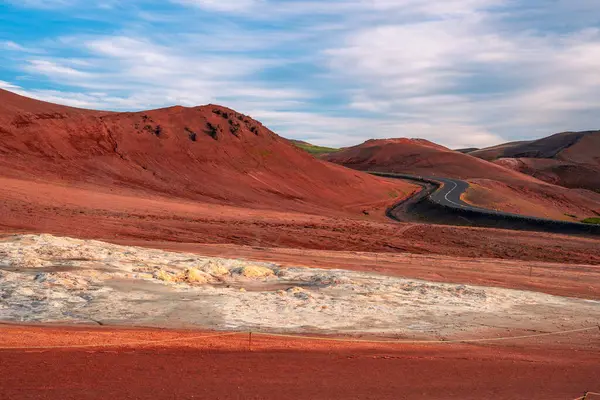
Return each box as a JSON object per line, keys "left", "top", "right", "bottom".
{"left": 371, "top": 172, "right": 487, "bottom": 211}
{"left": 371, "top": 172, "right": 600, "bottom": 236}
{"left": 427, "top": 177, "right": 474, "bottom": 209}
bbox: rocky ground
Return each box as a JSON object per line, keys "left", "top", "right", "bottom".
{"left": 1, "top": 234, "right": 598, "bottom": 338}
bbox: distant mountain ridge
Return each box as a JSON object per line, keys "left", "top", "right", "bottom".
{"left": 324, "top": 137, "right": 600, "bottom": 221}
{"left": 323, "top": 138, "right": 532, "bottom": 181}
{"left": 469, "top": 131, "right": 600, "bottom": 192}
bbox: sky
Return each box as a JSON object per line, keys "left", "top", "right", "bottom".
{"left": 1, "top": 0, "right": 600, "bottom": 149}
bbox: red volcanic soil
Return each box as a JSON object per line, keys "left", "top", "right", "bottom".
{"left": 1, "top": 325, "right": 599, "bottom": 400}
{"left": 325, "top": 138, "right": 600, "bottom": 221}
{"left": 494, "top": 157, "right": 600, "bottom": 191}
{"left": 463, "top": 178, "right": 600, "bottom": 221}
{"left": 472, "top": 131, "right": 600, "bottom": 192}
{"left": 3, "top": 174, "right": 600, "bottom": 264}
{"left": 0, "top": 89, "right": 415, "bottom": 217}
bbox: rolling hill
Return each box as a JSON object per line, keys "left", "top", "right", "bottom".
{"left": 323, "top": 138, "right": 535, "bottom": 181}
{"left": 325, "top": 138, "right": 600, "bottom": 221}
{"left": 0, "top": 89, "right": 414, "bottom": 214}
{"left": 469, "top": 131, "right": 600, "bottom": 192}
{"left": 0, "top": 89, "right": 418, "bottom": 243}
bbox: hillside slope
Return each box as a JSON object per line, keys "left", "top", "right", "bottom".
{"left": 470, "top": 131, "right": 600, "bottom": 192}
{"left": 325, "top": 138, "right": 600, "bottom": 221}
{"left": 0, "top": 89, "right": 414, "bottom": 217}
{"left": 468, "top": 140, "right": 533, "bottom": 161}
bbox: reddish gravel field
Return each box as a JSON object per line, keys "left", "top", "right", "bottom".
{"left": 0, "top": 325, "right": 598, "bottom": 400}
{"left": 2, "top": 174, "right": 600, "bottom": 266}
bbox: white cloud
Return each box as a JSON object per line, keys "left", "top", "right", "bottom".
{"left": 26, "top": 60, "right": 92, "bottom": 79}
{"left": 362, "top": 0, "right": 505, "bottom": 14}
{"left": 323, "top": 6, "right": 600, "bottom": 144}
{"left": 0, "top": 80, "right": 21, "bottom": 90}
{"left": 171, "top": 0, "right": 505, "bottom": 18}
{"left": 10, "top": 34, "right": 311, "bottom": 112}
{"left": 5, "top": 0, "right": 77, "bottom": 8}
{"left": 2, "top": 41, "right": 27, "bottom": 51}
{"left": 173, "top": 0, "right": 263, "bottom": 12}
{"left": 248, "top": 109, "right": 503, "bottom": 148}
{"left": 326, "top": 18, "right": 518, "bottom": 93}
{"left": 5, "top": 0, "right": 126, "bottom": 9}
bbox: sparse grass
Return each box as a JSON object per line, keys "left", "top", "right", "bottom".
{"left": 388, "top": 190, "right": 399, "bottom": 198}
{"left": 205, "top": 122, "right": 218, "bottom": 140}
{"left": 143, "top": 124, "right": 162, "bottom": 137}
{"left": 228, "top": 119, "right": 240, "bottom": 136}
{"left": 185, "top": 127, "right": 197, "bottom": 142}
{"left": 293, "top": 142, "right": 339, "bottom": 156}
{"left": 581, "top": 217, "right": 600, "bottom": 225}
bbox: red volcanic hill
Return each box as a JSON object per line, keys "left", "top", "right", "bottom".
{"left": 0, "top": 89, "right": 415, "bottom": 218}
{"left": 325, "top": 138, "right": 600, "bottom": 221}
{"left": 469, "top": 131, "right": 600, "bottom": 192}
{"left": 324, "top": 138, "right": 533, "bottom": 181}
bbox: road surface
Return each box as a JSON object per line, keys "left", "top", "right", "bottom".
{"left": 372, "top": 172, "right": 600, "bottom": 235}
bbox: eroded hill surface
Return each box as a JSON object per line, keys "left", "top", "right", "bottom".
{"left": 0, "top": 89, "right": 414, "bottom": 216}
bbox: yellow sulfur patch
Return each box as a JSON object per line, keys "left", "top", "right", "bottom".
{"left": 235, "top": 265, "right": 274, "bottom": 278}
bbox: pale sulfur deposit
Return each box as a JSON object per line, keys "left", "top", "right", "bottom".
{"left": 0, "top": 234, "right": 598, "bottom": 338}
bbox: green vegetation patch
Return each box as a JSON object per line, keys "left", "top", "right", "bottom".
{"left": 293, "top": 142, "right": 339, "bottom": 156}
{"left": 581, "top": 217, "right": 600, "bottom": 225}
